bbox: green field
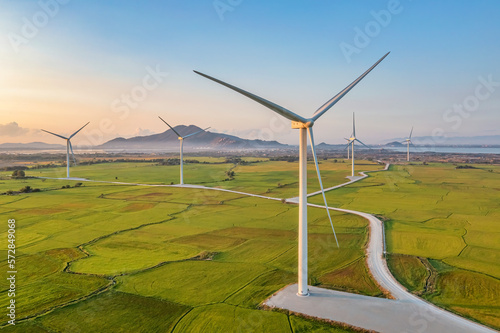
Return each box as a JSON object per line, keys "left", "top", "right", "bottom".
{"left": 1, "top": 159, "right": 498, "bottom": 331}
{"left": 0, "top": 160, "right": 380, "bottom": 332}
{"left": 310, "top": 163, "right": 500, "bottom": 329}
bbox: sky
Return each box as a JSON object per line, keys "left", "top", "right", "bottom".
{"left": 1, "top": 0, "right": 499, "bottom": 146}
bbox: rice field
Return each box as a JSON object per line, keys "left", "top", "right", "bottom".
{"left": 0, "top": 160, "right": 379, "bottom": 332}
{"left": 1, "top": 159, "right": 498, "bottom": 330}
{"left": 310, "top": 162, "right": 500, "bottom": 329}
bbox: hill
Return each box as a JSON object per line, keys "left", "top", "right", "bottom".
{"left": 98, "top": 125, "right": 288, "bottom": 150}
{"left": 0, "top": 142, "right": 65, "bottom": 150}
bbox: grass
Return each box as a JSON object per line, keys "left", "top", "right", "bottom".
{"left": 310, "top": 162, "right": 500, "bottom": 328}
{"left": 386, "top": 254, "right": 428, "bottom": 292}
{"left": 0, "top": 159, "right": 382, "bottom": 331}
{"left": 318, "top": 257, "right": 383, "bottom": 296}
{"left": 425, "top": 269, "right": 500, "bottom": 329}
{"left": 5, "top": 291, "right": 190, "bottom": 333}
{"left": 0, "top": 248, "right": 109, "bottom": 320}
{"left": 116, "top": 261, "right": 270, "bottom": 306}
{"left": 1, "top": 159, "right": 498, "bottom": 330}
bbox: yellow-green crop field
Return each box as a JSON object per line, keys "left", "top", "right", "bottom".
{"left": 0, "top": 159, "right": 383, "bottom": 332}
{"left": 310, "top": 163, "right": 500, "bottom": 329}
{"left": 1, "top": 159, "right": 498, "bottom": 331}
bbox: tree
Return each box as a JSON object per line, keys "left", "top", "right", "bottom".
{"left": 11, "top": 170, "right": 25, "bottom": 178}
{"left": 19, "top": 186, "right": 32, "bottom": 193}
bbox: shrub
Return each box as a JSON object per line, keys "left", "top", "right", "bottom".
{"left": 11, "top": 170, "right": 25, "bottom": 178}
{"left": 19, "top": 186, "right": 32, "bottom": 193}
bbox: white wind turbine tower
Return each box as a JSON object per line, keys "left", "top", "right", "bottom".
{"left": 195, "top": 52, "right": 389, "bottom": 296}
{"left": 346, "top": 113, "right": 370, "bottom": 177}
{"left": 403, "top": 126, "right": 414, "bottom": 162}
{"left": 41, "top": 122, "right": 89, "bottom": 179}
{"left": 158, "top": 117, "right": 210, "bottom": 185}
{"left": 344, "top": 137, "right": 351, "bottom": 159}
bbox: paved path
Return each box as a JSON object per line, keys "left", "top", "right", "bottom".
{"left": 39, "top": 163, "right": 497, "bottom": 332}
{"left": 266, "top": 284, "right": 495, "bottom": 333}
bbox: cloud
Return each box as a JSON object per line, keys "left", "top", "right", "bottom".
{"left": 133, "top": 128, "right": 156, "bottom": 137}
{"left": 0, "top": 122, "right": 30, "bottom": 137}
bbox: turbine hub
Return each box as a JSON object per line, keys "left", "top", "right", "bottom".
{"left": 291, "top": 120, "right": 314, "bottom": 129}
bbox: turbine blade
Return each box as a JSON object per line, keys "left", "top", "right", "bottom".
{"left": 69, "top": 122, "right": 90, "bottom": 139}
{"left": 41, "top": 129, "right": 68, "bottom": 140}
{"left": 355, "top": 138, "right": 370, "bottom": 149}
{"left": 183, "top": 127, "right": 209, "bottom": 139}
{"left": 312, "top": 52, "right": 390, "bottom": 121}
{"left": 69, "top": 140, "right": 77, "bottom": 165}
{"left": 353, "top": 113, "right": 356, "bottom": 137}
{"left": 158, "top": 116, "right": 182, "bottom": 137}
{"left": 410, "top": 141, "right": 419, "bottom": 151}
{"left": 409, "top": 126, "right": 413, "bottom": 139}
{"left": 193, "top": 70, "right": 309, "bottom": 123}
{"left": 307, "top": 127, "right": 339, "bottom": 248}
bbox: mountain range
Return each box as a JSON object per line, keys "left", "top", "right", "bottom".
{"left": 0, "top": 142, "right": 65, "bottom": 150}
{"left": 97, "top": 125, "right": 287, "bottom": 150}
{"left": 2, "top": 129, "right": 500, "bottom": 151}
{"left": 380, "top": 135, "right": 500, "bottom": 146}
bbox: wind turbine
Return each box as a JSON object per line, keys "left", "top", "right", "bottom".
{"left": 41, "top": 122, "right": 89, "bottom": 178}
{"left": 346, "top": 113, "right": 370, "bottom": 177}
{"left": 403, "top": 127, "right": 413, "bottom": 162}
{"left": 158, "top": 117, "right": 210, "bottom": 185}
{"left": 344, "top": 137, "right": 351, "bottom": 159}
{"left": 194, "top": 52, "right": 389, "bottom": 296}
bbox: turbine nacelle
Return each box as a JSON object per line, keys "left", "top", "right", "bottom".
{"left": 291, "top": 121, "right": 314, "bottom": 129}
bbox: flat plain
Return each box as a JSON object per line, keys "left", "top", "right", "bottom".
{"left": 1, "top": 158, "right": 498, "bottom": 331}
{"left": 310, "top": 162, "right": 500, "bottom": 329}
{"left": 0, "top": 158, "right": 383, "bottom": 332}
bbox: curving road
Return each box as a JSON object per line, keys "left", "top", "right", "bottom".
{"left": 42, "top": 164, "right": 497, "bottom": 332}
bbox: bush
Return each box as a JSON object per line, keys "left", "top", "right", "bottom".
{"left": 19, "top": 186, "right": 32, "bottom": 193}
{"left": 11, "top": 170, "right": 25, "bottom": 178}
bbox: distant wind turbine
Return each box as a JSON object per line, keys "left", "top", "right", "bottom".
{"left": 403, "top": 126, "right": 414, "bottom": 162}
{"left": 41, "top": 122, "right": 89, "bottom": 178}
{"left": 346, "top": 113, "right": 370, "bottom": 177}
{"left": 344, "top": 137, "right": 351, "bottom": 159}
{"left": 194, "top": 52, "right": 389, "bottom": 296}
{"left": 158, "top": 117, "right": 210, "bottom": 185}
